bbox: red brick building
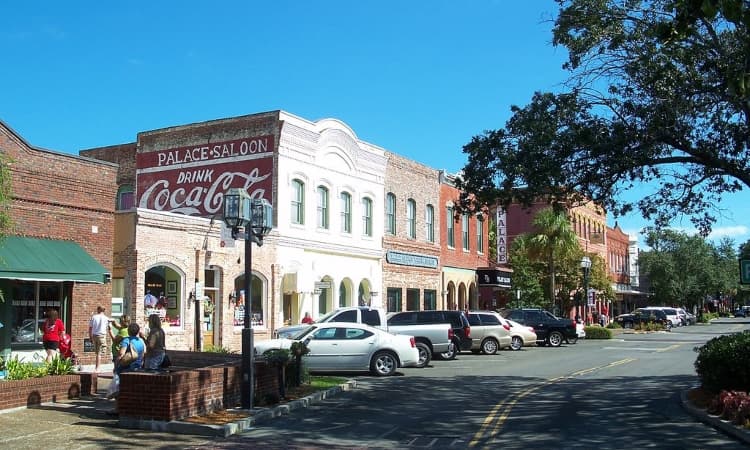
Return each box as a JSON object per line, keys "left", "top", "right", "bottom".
{"left": 0, "top": 120, "right": 115, "bottom": 364}
{"left": 439, "top": 172, "right": 489, "bottom": 310}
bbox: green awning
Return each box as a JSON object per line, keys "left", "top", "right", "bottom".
{"left": 0, "top": 236, "right": 109, "bottom": 283}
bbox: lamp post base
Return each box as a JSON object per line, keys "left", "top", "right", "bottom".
{"left": 241, "top": 327, "right": 254, "bottom": 409}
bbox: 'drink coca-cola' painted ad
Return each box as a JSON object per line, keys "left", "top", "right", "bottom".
{"left": 136, "top": 135, "right": 275, "bottom": 217}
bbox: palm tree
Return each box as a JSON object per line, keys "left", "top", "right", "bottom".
{"left": 527, "top": 208, "right": 580, "bottom": 313}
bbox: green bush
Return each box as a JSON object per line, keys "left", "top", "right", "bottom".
{"left": 584, "top": 326, "right": 613, "bottom": 339}
{"left": 695, "top": 331, "right": 750, "bottom": 393}
{"left": 204, "top": 345, "right": 235, "bottom": 354}
{"left": 634, "top": 321, "right": 666, "bottom": 332}
{"left": 606, "top": 322, "right": 622, "bottom": 329}
{"left": 47, "top": 355, "right": 74, "bottom": 376}
{"left": 699, "top": 312, "right": 720, "bottom": 323}
{"left": 263, "top": 348, "right": 291, "bottom": 366}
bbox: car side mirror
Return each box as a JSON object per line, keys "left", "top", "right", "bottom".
{"left": 303, "top": 337, "right": 312, "bottom": 346}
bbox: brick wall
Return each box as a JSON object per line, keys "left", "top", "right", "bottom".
{"left": 1, "top": 122, "right": 117, "bottom": 366}
{"left": 117, "top": 354, "right": 279, "bottom": 421}
{"left": 0, "top": 373, "right": 96, "bottom": 410}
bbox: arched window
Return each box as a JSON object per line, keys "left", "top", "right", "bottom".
{"left": 425, "top": 204, "right": 435, "bottom": 243}
{"left": 291, "top": 179, "right": 305, "bottom": 225}
{"left": 462, "top": 213, "right": 470, "bottom": 251}
{"left": 317, "top": 186, "right": 329, "bottom": 229}
{"left": 340, "top": 191, "right": 352, "bottom": 233}
{"left": 386, "top": 193, "right": 396, "bottom": 235}
{"left": 407, "top": 199, "right": 416, "bottom": 239}
{"left": 362, "top": 197, "right": 373, "bottom": 237}
{"left": 446, "top": 206, "right": 455, "bottom": 248}
{"left": 117, "top": 185, "right": 134, "bottom": 210}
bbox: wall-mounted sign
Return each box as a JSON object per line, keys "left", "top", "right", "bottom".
{"left": 386, "top": 250, "right": 438, "bottom": 269}
{"left": 477, "top": 269, "right": 512, "bottom": 288}
{"left": 136, "top": 136, "right": 275, "bottom": 217}
{"left": 496, "top": 208, "right": 507, "bottom": 264}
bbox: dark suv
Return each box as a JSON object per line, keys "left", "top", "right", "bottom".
{"left": 500, "top": 308, "right": 578, "bottom": 347}
{"left": 387, "top": 310, "right": 472, "bottom": 359}
{"left": 615, "top": 308, "right": 672, "bottom": 330}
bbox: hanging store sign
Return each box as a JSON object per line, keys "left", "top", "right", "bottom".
{"left": 496, "top": 208, "right": 507, "bottom": 264}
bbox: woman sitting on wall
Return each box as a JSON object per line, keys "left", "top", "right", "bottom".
{"left": 143, "top": 313, "right": 167, "bottom": 370}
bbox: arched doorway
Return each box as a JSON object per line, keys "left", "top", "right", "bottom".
{"left": 317, "top": 276, "right": 334, "bottom": 317}
{"left": 446, "top": 282, "right": 456, "bottom": 310}
{"left": 339, "top": 278, "right": 353, "bottom": 308}
{"left": 458, "top": 283, "right": 467, "bottom": 311}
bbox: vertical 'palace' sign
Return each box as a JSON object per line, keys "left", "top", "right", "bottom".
{"left": 136, "top": 135, "right": 275, "bottom": 217}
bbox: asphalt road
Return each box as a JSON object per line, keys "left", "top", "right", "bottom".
{"left": 198, "top": 321, "right": 750, "bottom": 449}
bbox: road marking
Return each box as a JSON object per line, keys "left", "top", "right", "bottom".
{"left": 656, "top": 344, "right": 682, "bottom": 353}
{"left": 468, "top": 358, "right": 636, "bottom": 448}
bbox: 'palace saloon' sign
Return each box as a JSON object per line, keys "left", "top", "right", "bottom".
{"left": 477, "top": 269, "right": 513, "bottom": 288}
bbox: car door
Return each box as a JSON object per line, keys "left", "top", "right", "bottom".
{"left": 468, "top": 313, "right": 487, "bottom": 348}
{"left": 337, "top": 327, "right": 377, "bottom": 370}
{"left": 524, "top": 311, "right": 548, "bottom": 339}
{"left": 304, "top": 326, "right": 343, "bottom": 371}
{"left": 478, "top": 312, "right": 512, "bottom": 347}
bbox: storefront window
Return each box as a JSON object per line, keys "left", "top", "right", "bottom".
{"left": 406, "top": 288, "right": 420, "bottom": 311}
{"left": 9, "top": 281, "right": 66, "bottom": 346}
{"left": 233, "top": 274, "right": 265, "bottom": 328}
{"left": 387, "top": 288, "right": 402, "bottom": 312}
{"left": 424, "top": 290, "right": 437, "bottom": 310}
{"left": 144, "top": 266, "right": 182, "bottom": 328}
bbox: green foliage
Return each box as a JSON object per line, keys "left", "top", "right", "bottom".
{"left": 700, "top": 312, "right": 720, "bottom": 323}
{"left": 290, "top": 341, "right": 310, "bottom": 357}
{"left": 634, "top": 321, "right": 667, "bottom": 332}
{"left": 203, "top": 345, "right": 236, "bottom": 354}
{"left": 695, "top": 331, "right": 750, "bottom": 393}
{"left": 640, "top": 229, "right": 739, "bottom": 309}
{"left": 46, "top": 355, "right": 74, "bottom": 376}
{"left": 5, "top": 357, "right": 46, "bottom": 380}
{"left": 0, "top": 355, "right": 5, "bottom": 371}
{"left": 310, "top": 376, "right": 347, "bottom": 389}
{"left": 606, "top": 321, "right": 622, "bottom": 329}
{"left": 584, "top": 326, "right": 613, "bottom": 339}
{"left": 456, "top": 0, "right": 750, "bottom": 237}
{"left": 263, "top": 348, "right": 291, "bottom": 366}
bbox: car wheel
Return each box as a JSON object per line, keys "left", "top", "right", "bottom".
{"left": 481, "top": 338, "right": 499, "bottom": 355}
{"left": 370, "top": 351, "right": 398, "bottom": 376}
{"left": 439, "top": 342, "right": 457, "bottom": 360}
{"left": 665, "top": 321, "right": 672, "bottom": 332}
{"left": 415, "top": 342, "right": 431, "bottom": 368}
{"left": 510, "top": 336, "right": 523, "bottom": 351}
{"left": 548, "top": 331, "right": 563, "bottom": 347}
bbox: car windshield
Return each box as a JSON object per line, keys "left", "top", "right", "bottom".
{"left": 289, "top": 325, "right": 316, "bottom": 340}
{"left": 315, "top": 310, "right": 340, "bottom": 323}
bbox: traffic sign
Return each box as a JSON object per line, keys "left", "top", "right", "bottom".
{"left": 740, "top": 259, "right": 750, "bottom": 285}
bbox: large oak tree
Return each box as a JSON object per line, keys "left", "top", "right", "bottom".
{"left": 457, "top": 0, "right": 750, "bottom": 236}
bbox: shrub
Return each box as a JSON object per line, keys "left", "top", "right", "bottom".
{"left": 204, "top": 345, "right": 235, "bottom": 354}
{"left": 634, "top": 321, "right": 666, "bottom": 332}
{"left": 695, "top": 331, "right": 750, "bottom": 393}
{"left": 584, "top": 326, "right": 613, "bottom": 339}
{"left": 263, "top": 348, "right": 291, "bottom": 366}
{"left": 46, "top": 355, "right": 74, "bottom": 376}
{"left": 606, "top": 322, "right": 622, "bottom": 329}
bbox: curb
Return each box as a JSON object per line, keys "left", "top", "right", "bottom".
{"left": 680, "top": 390, "right": 750, "bottom": 445}
{"left": 118, "top": 379, "right": 357, "bottom": 437}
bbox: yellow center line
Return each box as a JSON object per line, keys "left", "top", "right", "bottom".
{"left": 656, "top": 344, "right": 681, "bottom": 352}
{"left": 469, "top": 358, "right": 636, "bottom": 448}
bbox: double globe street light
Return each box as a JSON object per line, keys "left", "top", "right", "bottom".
{"left": 222, "top": 188, "right": 273, "bottom": 410}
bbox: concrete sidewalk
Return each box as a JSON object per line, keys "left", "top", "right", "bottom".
{"left": 0, "top": 370, "right": 357, "bottom": 449}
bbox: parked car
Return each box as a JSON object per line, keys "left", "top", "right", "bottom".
{"left": 673, "top": 307, "right": 693, "bottom": 326}
{"left": 655, "top": 307, "right": 682, "bottom": 327}
{"left": 615, "top": 308, "right": 672, "bottom": 330}
{"left": 275, "top": 306, "right": 387, "bottom": 338}
{"left": 387, "top": 310, "right": 472, "bottom": 360}
{"left": 467, "top": 311, "right": 512, "bottom": 355}
{"left": 734, "top": 306, "right": 750, "bottom": 318}
{"left": 255, "top": 322, "right": 419, "bottom": 376}
{"left": 500, "top": 308, "right": 577, "bottom": 347}
{"left": 505, "top": 319, "right": 537, "bottom": 350}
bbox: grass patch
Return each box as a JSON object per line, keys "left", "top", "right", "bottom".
{"left": 310, "top": 376, "right": 347, "bottom": 389}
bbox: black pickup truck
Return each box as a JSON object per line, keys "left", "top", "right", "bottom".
{"left": 500, "top": 308, "right": 578, "bottom": 347}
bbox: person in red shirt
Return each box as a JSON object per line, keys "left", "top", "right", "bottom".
{"left": 42, "top": 308, "right": 65, "bottom": 363}
{"left": 300, "top": 312, "right": 314, "bottom": 324}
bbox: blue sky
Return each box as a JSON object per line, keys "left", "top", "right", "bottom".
{"left": 2, "top": 1, "right": 748, "bottom": 248}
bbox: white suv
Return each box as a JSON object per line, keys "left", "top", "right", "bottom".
{"left": 645, "top": 306, "right": 681, "bottom": 327}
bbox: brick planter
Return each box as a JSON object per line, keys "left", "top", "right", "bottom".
{"left": 0, "top": 373, "right": 96, "bottom": 411}
{"left": 117, "top": 350, "right": 280, "bottom": 422}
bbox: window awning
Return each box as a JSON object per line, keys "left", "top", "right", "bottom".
{"left": 0, "top": 236, "right": 109, "bottom": 284}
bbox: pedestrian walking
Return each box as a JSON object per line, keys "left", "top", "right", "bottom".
{"left": 41, "top": 308, "right": 65, "bottom": 363}
{"left": 88, "top": 306, "right": 111, "bottom": 372}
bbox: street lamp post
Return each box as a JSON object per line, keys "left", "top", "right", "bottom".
{"left": 580, "top": 256, "right": 592, "bottom": 323}
{"left": 222, "top": 188, "right": 273, "bottom": 410}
